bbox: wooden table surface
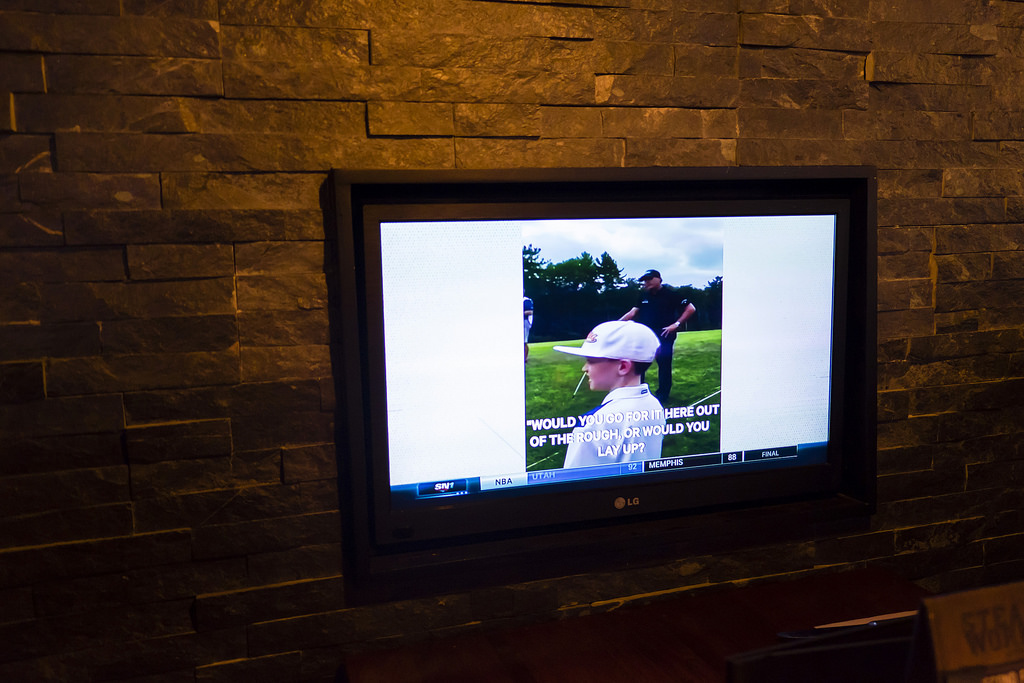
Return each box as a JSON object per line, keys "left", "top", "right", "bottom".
{"left": 342, "top": 568, "right": 931, "bottom": 683}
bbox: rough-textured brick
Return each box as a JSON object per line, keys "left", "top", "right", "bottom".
{"left": 368, "top": 101, "right": 454, "bottom": 136}
{"left": 738, "top": 108, "right": 841, "bottom": 139}
{"left": 160, "top": 173, "right": 325, "bottom": 210}
{"left": 0, "top": 502, "right": 134, "bottom": 549}
{"left": 936, "top": 281, "right": 1024, "bottom": 313}
{"left": 0, "top": 210, "right": 64, "bottom": 247}
{"left": 843, "top": 111, "right": 971, "bottom": 141}
{"left": 125, "top": 419, "right": 232, "bottom": 464}
{"left": 0, "top": 0, "right": 119, "bottom": 15}
{"left": 218, "top": 0, "right": 371, "bottom": 25}
{"left": 246, "top": 543, "right": 343, "bottom": 585}
{"left": 594, "top": 40, "right": 674, "bottom": 75}
{"left": 79, "top": 628, "right": 247, "bottom": 683}
{"left": 540, "top": 107, "right": 603, "bottom": 137}
{"left": 282, "top": 444, "right": 337, "bottom": 484}
{"left": 595, "top": 74, "right": 740, "bottom": 107}
{"left": 878, "top": 279, "right": 932, "bottom": 312}
{"left": 974, "top": 112, "right": 1024, "bottom": 141}
{"left": 0, "top": 12, "right": 220, "bottom": 58}
{"left": 240, "top": 345, "right": 331, "bottom": 382}
{"left": 935, "top": 253, "right": 992, "bottom": 283}
{"left": 18, "top": 172, "right": 160, "bottom": 210}
{"left": 419, "top": 68, "right": 596, "bottom": 105}
{"left": 738, "top": 46, "right": 863, "bottom": 80}
{"left": 0, "top": 530, "right": 191, "bottom": 586}
{"left": 736, "top": 138, "right": 866, "bottom": 166}
{"left": 193, "top": 576, "right": 344, "bottom": 631}
{"left": 877, "top": 170, "right": 944, "bottom": 200}
{"left": 236, "top": 273, "right": 327, "bottom": 311}
{"left": 0, "top": 394, "right": 124, "bottom": 438}
{"left": 0, "top": 361, "right": 45, "bottom": 404}
{"left": 872, "top": 22, "right": 998, "bottom": 56}
{"left": 626, "top": 138, "right": 736, "bottom": 166}
{"left": 127, "top": 243, "right": 234, "bottom": 280}
{"left": 196, "top": 652, "right": 302, "bottom": 683}
{"left": 0, "top": 600, "right": 195, "bottom": 663}
{"left": 139, "top": 478, "right": 335, "bottom": 531}
{"left": 0, "top": 54, "right": 45, "bottom": 94}
{"left": 47, "top": 350, "right": 241, "bottom": 395}
{"left": 0, "top": 134, "right": 52, "bottom": 174}
{"left": 130, "top": 456, "right": 241, "bottom": 497}
{"left": 993, "top": 252, "right": 1024, "bottom": 280}
{"left": 602, "top": 107, "right": 703, "bottom": 138}
{"left": 1, "top": 433, "right": 122, "bottom": 476}
{"left": 740, "top": 77, "right": 869, "bottom": 109}
{"left": 231, "top": 409, "right": 333, "bottom": 452}
{"left": 387, "top": 1, "right": 594, "bottom": 41}
{"left": 123, "top": 0, "right": 218, "bottom": 18}
{"left": 234, "top": 241, "right": 324, "bottom": 275}
{"left": 879, "top": 251, "right": 932, "bottom": 280}
{"left": 880, "top": 198, "right": 1006, "bottom": 226}
{"left": 676, "top": 44, "right": 737, "bottom": 77}
{"left": 936, "top": 224, "right": 1024, "bottom": 254}
{"left": 454, "top": 138, "right": 625, "bottom": 168}
{"left": 100, "top": 316, "right": 237, "bottom": 354}
{"left": 0, "top": 586, "right": 33, "bottom": 625}
{"left": 868, "top": 83, "right": 992, "bottom": 112}
{"left": 2, "top": 278, "right": 236, "bottom": 324}
{"left": 943, "top": 167, "right": 1024, "bottom": 198}
{"left": 0, "top": 467, "right": 129, "bottom": 517}
{"left": 867, "top": 52, "right": 989, "bottom": 86}
{"left": 238, "top": 310, "right": 330, "bottom": 346}
{"left": 220, "top": 25, "right": 368, "bottom": 64}
{"left": 222, "top": 60, "right": 421, "bottom": 100}
{"left": 15, "top": 94, "right": 366, "bottom": 135}
{"left": 64, "top": 209, "right": 325, "bottom": 244}
{"left": 123, "top": 380, "right": 323, "bottom": 425}
{"left": 56, "top": 132, "right": 456, "bottom": 172}
{"left": 45, "top": 55, "right": 223, "bottom": 96}
{"left": 0, "top": 247, "right": 125, "bottom": 284}
{"left": 35, "top": 558, "right": 246, "bottom": 619}
{"left": 739, "top": 14, "right": 872, "bottom": 51}
{"left": 869, "top": 0, "right": 999, "bottom": 24}
{"left": 190, "top": 511, "right": 340, "bottom": 560}
{"left": 454, "top": 103, "right": 541, "bottom": 137}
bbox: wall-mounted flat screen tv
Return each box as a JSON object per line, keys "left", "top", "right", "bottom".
{"left": 331, "top": 166, "right": 877, "bottom": 603}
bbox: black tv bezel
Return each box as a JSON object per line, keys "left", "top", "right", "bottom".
{"left": 331, "top": 166, "right": 877, "bottom": 604}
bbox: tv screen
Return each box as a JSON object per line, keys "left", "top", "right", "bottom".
{"left": 332, "top": 167, "right": 876, "bottom": 603}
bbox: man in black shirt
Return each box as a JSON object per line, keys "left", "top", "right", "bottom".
{"left": 619, "top": 269, "right": 696, "bottom": 403}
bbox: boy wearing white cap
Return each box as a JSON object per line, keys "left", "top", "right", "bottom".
{"left": 553, "top": 320, "right": 666, "bottom": 469}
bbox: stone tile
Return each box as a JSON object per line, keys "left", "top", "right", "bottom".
{"left": 127, "top": 243, "right": 234, "bottom": 280}
{"left": 47, "top": 350, "right": 241, "bottom": 395}
{"left": 45, "top": 55, "right": 223, "bottom": 96}
{"left": 125, "top": 419, "right": 232, "bottom": 464}
{"left": 19, "top": 172, "right": 161, "bottom": 210}
{"left": 0, "top": 394, "right": 124, "bottom": 438}
{"left": 100, "top": 316, "right": 238, "bottom": 354}
{"left": 0, "top": 12, "right": 220, "bottom": 57}
{"left": 64, "top": 209, "right": 324, "bottom": 245}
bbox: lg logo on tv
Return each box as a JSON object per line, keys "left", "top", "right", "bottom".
{"left": 614, "top": 496, "right": 640, "bottom": 510}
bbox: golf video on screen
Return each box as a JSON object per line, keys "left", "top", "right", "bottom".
{"left": 377, "top": 213, "right": 836, "bottom": 502}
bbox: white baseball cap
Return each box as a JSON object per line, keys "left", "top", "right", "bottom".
{"left": 553, "top": 320, "right": 659, "bottom": 363}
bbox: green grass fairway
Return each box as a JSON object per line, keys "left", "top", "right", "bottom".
{"left": 525, "top": 329, "right": 722, "bottom": 470}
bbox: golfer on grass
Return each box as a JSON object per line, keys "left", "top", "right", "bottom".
{"left": 523, "top": 293, "right": 534, "bottom": 362}
{"left": 620, "top": 269, "right": 696, "bottom": 404}
{"left": 554, "top": 320, "right": 666, "bottom": 469}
